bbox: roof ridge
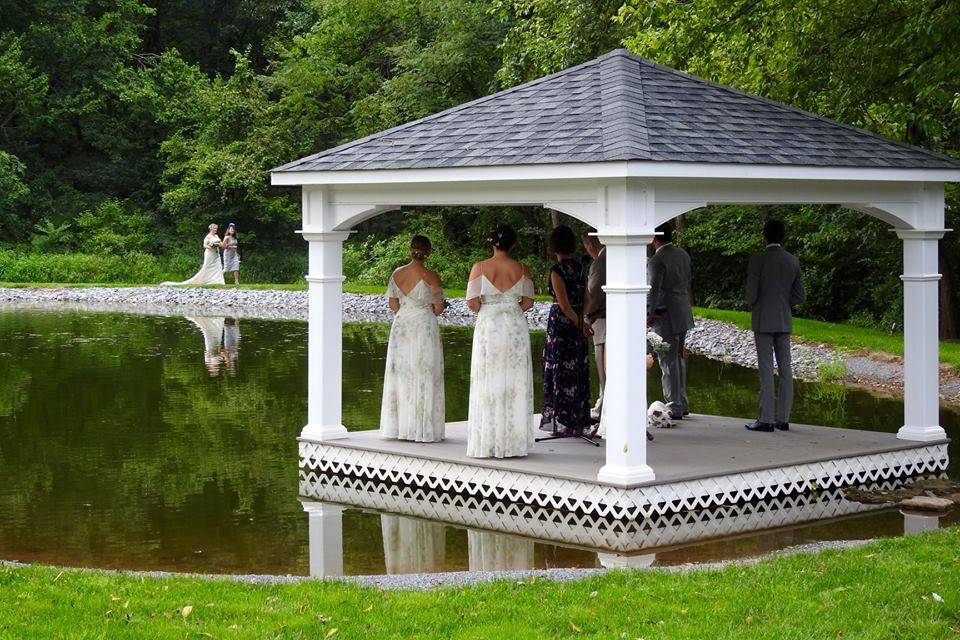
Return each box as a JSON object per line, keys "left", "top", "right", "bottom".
{"left": 273, "top": 53, "right": 618, "bottom": 172}
{"left": 598, "top": 52, "right": 650, "bottom": 160}
{"left": 631, "top": 53, "right": 960, "bottom": 168}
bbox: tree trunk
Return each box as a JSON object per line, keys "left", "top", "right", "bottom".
{"left": 550, "top": 209, "right": 560, "bottom": 229}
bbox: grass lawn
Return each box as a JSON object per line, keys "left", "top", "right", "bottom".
{"left": 2, "top": 528, "right": 959, "bottom": 638}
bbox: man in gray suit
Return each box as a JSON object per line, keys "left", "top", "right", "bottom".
{"left": 745, "top": 219, "right": 805, "bottom": 432}
{"left": 582, "top": 230, "right": 606, "bottom": 422}
{"left": 648, "top": 222, "right": 695, "bottom": 419}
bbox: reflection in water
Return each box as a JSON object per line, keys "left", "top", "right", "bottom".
{"left": 382, "top": 515, "right": 446, "bottom": 574}
{"left": 302, "top": 501, "right": 344, "bottom": 578}
{"left": 597, "top": 553, "right": 656, "bottom": 568}
{"left": 185, "top": 316, "right": 240, "bottom": 377}
{"left": 467, "top": 530, "right": 535, "bottom": 572}
{"left": 302, "top": 499, "right": 945, "bottom": 577}
{"left": 0, "top": 309, "right": 956, "bottom": 576}
{"left": 902, "top": 509, "right": 941, "bottom": 536}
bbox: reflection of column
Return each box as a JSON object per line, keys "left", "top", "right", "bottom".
{"left": 302, "top": 501, "right": 344, "bottom": 578}
{"left": 301, "top": 231, "right": 351, "bottom": 440}
{"left": 597, "top": 552, "right": 656, "bottom": 569}
{"left": 896, "top": 228, "right": 948, "bottom": 442}
{"left": 901, "top": 509, "right": 940, "bottom": 536}
{"left": 381, "top": 515, "right": 446, "bottom": 574}
{"left": 467, "top": 530, "right": 535, "bottom": 572}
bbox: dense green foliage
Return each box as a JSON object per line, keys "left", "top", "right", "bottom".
{"left": 2, "top": 527, "right": 960, "bottom": 638}
{"left": 1, "top": 0, "right": 958, "bottom": 329}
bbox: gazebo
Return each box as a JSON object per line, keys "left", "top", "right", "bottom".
{"left": 273, "top": 50, "right": 957, "bottom": 520}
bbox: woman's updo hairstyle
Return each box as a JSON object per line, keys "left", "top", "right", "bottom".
{"left": 548, "top": 225, "right": 576, "bottom": 254}
{"left": 486, "top": 224, "right": 517, "bottom": 251}
{"left": 410, "top": 235, "right": 432, "bottom": 261}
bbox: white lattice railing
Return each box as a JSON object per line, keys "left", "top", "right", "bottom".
{"left": 300, "top": 440, "right": 948, "bottom": 522}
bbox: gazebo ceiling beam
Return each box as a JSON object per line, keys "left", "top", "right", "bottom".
{"left": 297, "top": 176, "right": 943, "bottom": 232}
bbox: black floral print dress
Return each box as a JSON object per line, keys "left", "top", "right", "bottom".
{"left": 540, "top": 258, "right": 591, "bottom": 436}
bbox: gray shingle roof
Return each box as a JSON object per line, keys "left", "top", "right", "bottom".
{"left": 275, "top": 49, "right": 960, "bottom": 172}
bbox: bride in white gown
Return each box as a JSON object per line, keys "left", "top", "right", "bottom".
{"left": 465, "top": 225, "right": 535, "bottom": 458}
{"left": 380, "top": 235, "right": 447, "bottom": 442}
{"left": 161, "top": 224, "right": 225, "bottom": 286}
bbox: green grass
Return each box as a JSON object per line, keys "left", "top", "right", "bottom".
{"left": 695, "top": 306, "right": 960, "bottom": 370}
{"left": 2, "top": 528, "right": 959, "bottom": 638}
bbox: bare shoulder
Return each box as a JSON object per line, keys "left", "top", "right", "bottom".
{"left": 468, "top": 261, "right": 484, "bottom": 280}
{"left": 423, "top": 268, "right": 442, "bottom": 287}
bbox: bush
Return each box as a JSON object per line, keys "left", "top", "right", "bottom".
{"left": 0, "top": 248, "right": 306, "bottom": 285}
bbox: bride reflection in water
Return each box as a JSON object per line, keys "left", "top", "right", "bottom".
{"left": 185, "top": 316, "right": 241, "bottom": 377}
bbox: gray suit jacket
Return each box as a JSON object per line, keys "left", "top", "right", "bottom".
{"left": 746, "top": 245, "right": 805, "bottom": 333}
{"left": 584, "top": 248, "right": 606, "bottom": 320}
{"left": 647, "top": 243, "right": 695, "bottom": 336}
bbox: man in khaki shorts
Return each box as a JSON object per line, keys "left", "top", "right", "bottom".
{"left": 581, "top": 230, "right": 606, "bottom": 423}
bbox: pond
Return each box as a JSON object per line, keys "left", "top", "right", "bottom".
{"left": 0, "top": 309, "right": 956, "bottom": 576}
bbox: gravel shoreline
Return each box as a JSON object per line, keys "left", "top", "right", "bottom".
{"left": 0, "top": 539, "right": 873, "bottom": 590}
{"left": 3, "top": 285, "right": 956, "bottom": 402}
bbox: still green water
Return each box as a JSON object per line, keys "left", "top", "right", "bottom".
{"left": 0, "top": 309, "right": 955, "bottom": 575}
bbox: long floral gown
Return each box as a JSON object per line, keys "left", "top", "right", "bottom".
{"left": 540, "top": 258, "right": 591, "bottom": 436}
{"left": 465, "top": 274, "right": 535, "bottom": 458}
{"left": 379, "top": 274, "right": 445, "bottom": 442}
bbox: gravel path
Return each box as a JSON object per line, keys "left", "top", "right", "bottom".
{"left": 0, "top": 539, "right": 873, "bottom": 590}
{"left": 3, "top": 285, "right": 956, "bottom": 402}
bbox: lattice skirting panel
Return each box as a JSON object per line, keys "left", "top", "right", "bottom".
{"left": 301, "top": 472, "right": 927, "bottom": 553}
{"left": 299, "top": 440, "right": 949, "bottom": 522}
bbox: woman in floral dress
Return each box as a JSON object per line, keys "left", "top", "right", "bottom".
{"left": 380, "top": 235, "right": 447, "bottom": 442}
{"left": 539, "top": 225, "right": 591, "bottom": 437}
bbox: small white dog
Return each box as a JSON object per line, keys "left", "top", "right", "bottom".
{"left": 647, "top": 401, "right": 674, "bottom": 429}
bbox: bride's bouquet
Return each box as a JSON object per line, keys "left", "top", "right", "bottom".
{"left": 646, "top": 330, "right": 669, "bottom": 355}
{"left": 209, "top": 237, "right": 222, "bottom": 248}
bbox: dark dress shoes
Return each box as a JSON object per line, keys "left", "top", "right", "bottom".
{"left": 775, "top": 422, "right": 790, "bottom": 431}
{"left": 744, "top": 420, "right": 775, "bottom": 432}
{"left": 669, "top": 412, "right": 684, "bottom": 421}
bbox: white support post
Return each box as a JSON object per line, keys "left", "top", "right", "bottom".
{"left": 301, "top": 501, "right": 344, "bottom": 578}
{"left": 596, "top": 232, "right": 656, "bottom": 485}
{"left": 896, "top": 228, "right": 948, "bottom": 442}
{"left": 300, "top": 230, "right": 352, "bottom": 441}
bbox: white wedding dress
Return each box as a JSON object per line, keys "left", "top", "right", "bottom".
{"left": 379, "top": 275, "right": 445, "bottom": 442}
{"left": 465, "top": 274, "right": 535, "bottom": 458}
{"left": 161, "top": 235, "right": 224, "bottom": 286}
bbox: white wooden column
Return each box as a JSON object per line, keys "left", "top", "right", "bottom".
{"left": 300, "top": 230, "right": 351, "bottom": 441}
{"left": 896, "top": 228, "right": 948, "bottom": 442}
{"left": 301, "top": 501, "right": 344, "bottom": 577}
{"left": 597, "top": 232, "right": 656, "bottom": 485}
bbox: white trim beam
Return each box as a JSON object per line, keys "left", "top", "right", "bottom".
{"left": 272, "top": 160, "right": 960, "bottom": 186}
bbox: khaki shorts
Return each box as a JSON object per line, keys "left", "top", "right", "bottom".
{"left": 591, "top": 318, "right": 606, "bottom": 346}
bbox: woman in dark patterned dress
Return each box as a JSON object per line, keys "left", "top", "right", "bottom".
{"left": 539, "top": 225, "right": 591, "bottom": 437}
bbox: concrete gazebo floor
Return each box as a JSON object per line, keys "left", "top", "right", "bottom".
{"left": 299, "top": 415, "right": 948, "bottom": 522}
{"left": 311, "top": 416, "right": 937, "bottom": 485}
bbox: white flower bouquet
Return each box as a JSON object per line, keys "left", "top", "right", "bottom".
{"left": 646, "top": 330, "right": 669, "bottom": 355}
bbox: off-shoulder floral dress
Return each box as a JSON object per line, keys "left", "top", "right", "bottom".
{"left": 465, "top": 273, "right": 535, "bottom": 458}
{"left": 379, "top": 274, "right": 445, "bottom": 442}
